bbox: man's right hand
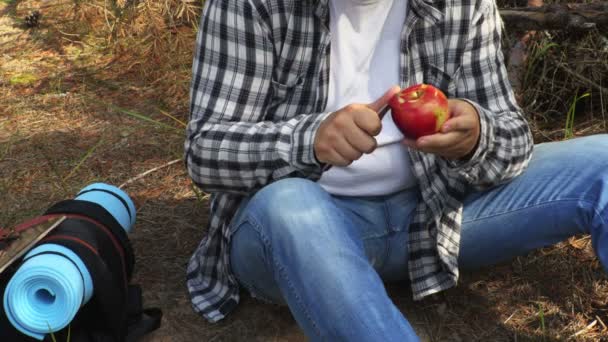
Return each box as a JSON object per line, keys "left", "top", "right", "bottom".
{"left": 314, "top": 86, "right": 401, "bottom": 167}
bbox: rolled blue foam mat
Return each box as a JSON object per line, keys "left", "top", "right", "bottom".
{"left": 3, "top": 244, "right": 94, "bottom": 340}
{"left": 3, "top": 182, "right": 136, "bottom": 340}
{"left": 75, "top": 182, "right": 136, "bottom": 232}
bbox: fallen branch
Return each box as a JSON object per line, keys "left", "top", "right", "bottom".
{"left": 557, "top": 64, "right": 608, "bottom": 97}
{"left": 500, "top": 3, "right": 608, "bottom": 31}
{"left": 119, "top": 158, "right": 182, "bottom": 189}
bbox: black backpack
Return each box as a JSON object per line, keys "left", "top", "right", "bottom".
{"left": 0, "top": 200, "right": 162, "bottom": 342}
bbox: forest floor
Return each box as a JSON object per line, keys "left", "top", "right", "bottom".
{"left": 2, "top": 0, "right": 608, "bottom": 340}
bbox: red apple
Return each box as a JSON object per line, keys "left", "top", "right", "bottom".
{"left": 388, "top": 84, "right": 450, "bottom": 139}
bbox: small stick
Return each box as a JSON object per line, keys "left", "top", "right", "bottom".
{"left": 596, "top": 315, "right": 607, "bottom": 331}
{"left": 569, "top": 320, "right": 597, "bottom": 339}
{"left": 119, "top": 158, "right": 182, "bottom": 189}
{"left": 504, "top": 311, "right": 518, "bottom": 324}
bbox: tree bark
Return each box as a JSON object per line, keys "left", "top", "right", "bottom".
{"left": 506, "top": 0, "right": 544, "bottom": 97}
{"left": 500, "top": 3, "right": 608, "bottom": 31}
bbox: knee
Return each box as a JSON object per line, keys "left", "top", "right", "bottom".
{"left": 247, "top": 178, "right": 335, "bottom": 248}
{"left": 583, "top": 134, "right": 608, "bottom": 146}
{"left": 574, "top": 135, "right": 608, "bottom": 184}
{"left": 255, "top": 177, "right": 326, "bottom": 201}
{"left": 569, "top": 134, "right": 608, "bottom": 160}
{"left": 251, "top": 178, "right": 330, "bottom": 224}
{"left": 567, "top": 136, "right": 608, "bottom": 215}
{"left": 540, "top": 135, "right": 608, "bottom": 181}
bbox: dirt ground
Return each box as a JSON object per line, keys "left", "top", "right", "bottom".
{"left": 2, "top": 0, "right": 608, "bottom": 341}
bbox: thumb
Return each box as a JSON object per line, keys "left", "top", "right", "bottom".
{"left": 367, "top": 85, "right": 401, "bottom": 114}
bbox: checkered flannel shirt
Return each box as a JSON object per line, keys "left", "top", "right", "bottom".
{"left": 184, "top": 0, "right": 534, "bottom": 322}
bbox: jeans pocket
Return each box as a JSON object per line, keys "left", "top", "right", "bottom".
{"left": 378, "top": 189, "right": 419, "bottom": 281}
{"left": 386, "top": 188, "right": 419, "bottom": 233}
{"left": 362, "top": 237, "right": 390, "bottom": 272}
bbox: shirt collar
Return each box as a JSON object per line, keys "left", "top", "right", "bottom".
{"left": 314, "top": 0, "right": 442, "bottom": 25}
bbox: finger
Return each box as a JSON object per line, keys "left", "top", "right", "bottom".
{"left": 344, "top": 127, "right": 377, "bottom": 154}
{"left": 367, "top": 85, "right": 401, "bottom": 113}
{"left": 406, "top": 138, "right": 470, "bottom": 158}
{"left": 421, "top": 137, "right": 474, "bottom": 158}
{"left": 440, "top": 115, "right": 475, "bottom": 133}
{"left": 334, "top": 137, "right": 363, "bottom": 163}
{"left": 447, "top": 99, "right": 472, "bottom": 117}
{"left": 353, "top": 109, "right": 383, "bottom": 136}
{"left": 401, "top": 137, "right": 417, "bottom": 149}
{"left": 416, "top": 131, "right": 465, "bottom": 151}
{"left": 325, "top": 148, "right": 352, "bottom": 167}
{"left": 447, "top": 99, "right": 481, "bottom": 121}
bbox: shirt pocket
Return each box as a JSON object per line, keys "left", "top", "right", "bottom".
{"left": 267, "top": 76, "right": 306, "bottom": 120}
{"left": 422, "top": 63, "right": 462, "bottom": 98}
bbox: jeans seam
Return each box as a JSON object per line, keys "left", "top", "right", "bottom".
{"left": 245, "top": 213, "right": 324, "bottom": 339}
{"left": 236, "top": 274, "right": 279, "bottom": 304}
{"left": 463, "top": 197, "right": 586, "bottom": 224}
{"left": 231, "top": 216, "right": 281, "bottom": 304}
{"left": 589, "top": 199, "right": 608, "bottom": 228}
{"left": 273, "top": 259, "right": 323, "bottom": 340}
{"left": 378, "top": 232, "right": 394, "bottom": 276}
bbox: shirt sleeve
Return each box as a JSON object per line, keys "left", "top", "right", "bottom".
{"left": 444, "top": 0, "right": 534, "bottom": 189}
{"left": 184, "top": 0, "right": 328, "bottom": 195}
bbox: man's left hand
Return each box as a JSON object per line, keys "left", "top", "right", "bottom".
{"left": 403, "top": 99, "right": 481, "bottom": 160}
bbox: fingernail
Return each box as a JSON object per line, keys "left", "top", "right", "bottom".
{"left": 443, "top": 124, "right": 450, "bottom": 131}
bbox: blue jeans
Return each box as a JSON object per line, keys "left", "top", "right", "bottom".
{"left": 228, "top": 135, "right": 608, "bottom": 341}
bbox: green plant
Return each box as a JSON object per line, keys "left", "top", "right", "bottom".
{"left": 564, "top": 91, "right": 591, "bottom": 139}
{"left": 47, "top": 322, "right": 71, "bottom": 342}
{"left": 105, "top": 101, "right": 184, "bottom": 134}
{"left": 538, "top": 303, "right": 546, "bottom": 341}
{"left": 191, "top": 182, "right": 209, "bottom": 203}
{"left": 80, "top": 94, "right": 184, "bottom": 133}
{"left": 9, "top": 73, "right": 38, "bottom": 86}
{"left": 523, "top": 39, "right": 559, "bottom": 90}
{"left": 63, "top": 136, "right": 105, "bottom": 182}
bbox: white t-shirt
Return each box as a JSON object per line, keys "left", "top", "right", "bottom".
{"left": 318, "top": 0, "right": 417, "bottom": 196}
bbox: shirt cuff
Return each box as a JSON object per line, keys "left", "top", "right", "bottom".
{"left": 289, "top": 112, "right": 333, "bottom": 173}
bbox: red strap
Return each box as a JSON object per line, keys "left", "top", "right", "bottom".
{"left": 40, "top": 213, "right": 128, "bottom": 291}
{"left": 10, "top": 214, "right": 125, "bottom": 265}
{"left": 42, "top": 235, "right": 99, "bottom": 256}
{"left": 1, "top": 215, "right": 63, "bottom": 244}
{"left": 4, "top": 213, "right": 128, "bottom": 290}
{"left": 0, "top": 228, "right": 10, "bottom": 240}
{"left": 59, "top": 214, "right": 126, "bottom": 270}
{"left": 12, "top": 214, "right": 64, "bottom": 233}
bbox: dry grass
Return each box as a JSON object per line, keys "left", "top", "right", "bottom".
{"left": 1, "top": 0, "right": 608, "bottom": 341}
{"left": 515, "top": 29, "right": 608, "bottom": 142}
{"left": 500, "top": 0, "right": 608, "bottom": 144}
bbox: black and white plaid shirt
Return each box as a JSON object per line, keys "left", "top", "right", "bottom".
{"left": 184, "top": 0, "right": 533, "bottom": 323}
